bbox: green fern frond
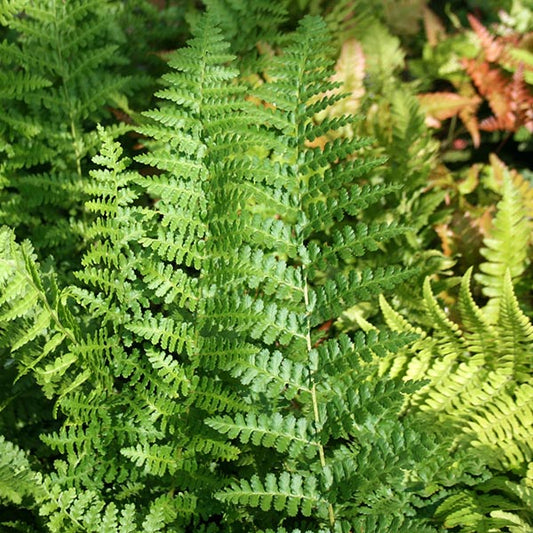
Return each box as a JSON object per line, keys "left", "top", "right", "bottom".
{"left": 312, "top": 265, "right": 418, "bottom": 326}
{"left": 422, "top": 276, "right": 467, "bottom": 357}
{"left": 39, "top": 482, "right": 189, "bottom": 533}
{"left": 121, "top": 442, "right": 199, "bottom": 477}
{"left": 216, "top": 472, "right": 328, "bottom": 518}
{"left": 206, "top": 412, "right": 320, "bottom": 459}
{"left": 381, "top": 266, "right": 533, "bottom": 487}
{"left": 436, "top": 483, "right": 533, "bottom": 533}
{"left": 145, "top": 348, "right": 194, "bottom": 397}
{"left": 476, "top": 172, "right": 531, "bottom": 321}
{"left": 458, "top": 269, "right": 500, "bottom": 364}
{"left": 198, "top": 0, "right": 288, "bottom": 54}
{"left": 192, "top": 377, "right": 248, "bottom": 414}
{"left": 127, "top": 313, "right": 195, "bottom": 356}
{"left": 230, "top": 349, "right": 312, "bottom": 401}
{"left": 378, "top": 293, "right": 433, "bottom": 379}
{"left": 467, "top": 382, "right": 533, "bottom": 471}
{"left": 497, "top": 270, "right": 533, "bottom": 382}
{"left": 72, "top": 132, "right": 146, "bottom": 338}
{"left": 0, "top": 228, "right": 81, "bottom": 399}
{"left": 0, "top": 0, "right": 136, "bottom": 262}
{"left": 0, "top": 68, "right": 52, "bottom": 99}
{"left": 0, "top": 435, "right": 41, "bottom": 506}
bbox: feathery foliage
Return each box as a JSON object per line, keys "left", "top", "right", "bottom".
{"left": 380, "top": 265, "right": 533, "bottom": 529}
{"left": 0, "top": 0, "right": 143, "bottom": 268}
{"left": 0, "top": 2, "right": 530, "bottom": 532}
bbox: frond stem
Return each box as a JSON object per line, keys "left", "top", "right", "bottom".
{"left": 304, "top": 270, "right": 335, "bottom": 527}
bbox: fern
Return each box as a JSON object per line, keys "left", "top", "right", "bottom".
{"left": 0, "top": 0, "right": 141, "bottom": 267}
{"left": 0, "top": 436, "right": 41, "bottom": 507}
{"left": 381, "top": 266, "right": 533, "bottom": 529}
{"left": 476, "top": 170, "right": 532, "bottom": 321}
{"left": 0, "top": 228, "right": 82, "bottom": 403}
{"left": 0, "top": 6, "right": 503, "bottom": 532}
{"left": 383, "top": 267, "right": 532, "bottom": 466}
{"left": 199, "top": 0, "right": 288, "bottom": 54}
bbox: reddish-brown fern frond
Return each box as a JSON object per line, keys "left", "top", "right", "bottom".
{"left": 463, "top": 58, "right": 533, "bottom": 133}
{"left": 418, "top": 90, "right": 482, "bottom": 146}
{"left": 467, "top": 14, "right": 506, "bottom": 62}
{"left": 506, "top": 64, "right": 533, "bottom": 131}
{"left": 475, "top": 63, "right": 533, "bottom": 132}
{"left": 463, "top": 59, "right": 509, "bottom": 117}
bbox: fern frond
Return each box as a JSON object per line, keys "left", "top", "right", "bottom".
{"left": 127, "top": 313, "right": 195, "bottom": 356}
{"left": 0, "top": 69, "right": 52, "bottom": 99}
{"left": 206, "top": 412, "right": 320, "bottom": 459}
{"left": 312, "top": 265, "right": 418, "bottom": 326}
{"left": 382, "top": 264, "right": 533, "bottom": 481}
{"left": 145, "top": 348, "right": 194, "bottom": 397}
{"left": 121, "top": 442, "right": 198, "bottom": 477}
{"left": 422, "top": 277, "right": 466, "bottom": 357}
{"left": 192, "top": 377, "right": 248, "bottom": 414}
{"left": 0, "top": 228, "right": 82, "bottom": 399}
{"left": 0, "top": 0, "right": 137, "bottom": 263}
{"left": 467, "top": 382, "right": 533, "bottom": 471}
{"left": 74, "top": 127, "right": 146, "bottom": 325}
{"left": 39, "top": 482, "right": 189, "bottom": 533}
{"left": 0, "top": 435, "right": 41, "bottom": 506}
{"left": 417, "top": 90, "right": 482, "bottom": 146}
{"left": 201, "top": 0, "right": 287, "bottom": 53}
{"left": 458, "top": 268, "right": 500, "bottom": 364}
{"left": 230, "top": 349, "right": 312, "bottom": 401}
{"left": 476, "top": 171, "right": 531, "bottom": 321}
{"left": 467, "top": 14, "right": 506, "bottom": 62}
{"left": 497, "top": 270, "right": 533, "bottom": 381}
{"left": 216, "top": 472, "right": 328, "bottom": 518}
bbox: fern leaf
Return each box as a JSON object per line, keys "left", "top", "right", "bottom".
{"left": 417, "top": 90, "right": 482, "bottom": 146}
{"left": 216, "top": 472, "right": 328, "bottom": 518}
{"left": 379, "top": 294, "right": 433, "bottom": 380}
{"left": 312, "top": 265, "right": 418, "bottom": 325}
{"left": 206, "top": 412, "right": 320, "bottom": 458}
{"left": 467, "top": 14, "right": 506, "bottom": 62}
{"left": 0, "top": 0, "right": 136, "bottom": 261}
{"left": 229, "top": 349, "right": 312, "bottom": 400}
{"left": 146, "top": 348, "right": 194, "bottom": 397}
{"left": 127, "top": 313, "right": 195, "bottom": 356}
{"left": 422, "top": 277, "right": 466, "bottom": 354}
{"left": 418, "top": 91, "right": 482, "bottom": 123}
{"left": 467, "top": 382, "right": 533, "bottom": 470}
{"left": 476, "top": 171, "right": 531, "bottom": 321}
{"left": 497, "top": 270, "right": 533, "bottom": 382}
{"left": 458, "top": 268, "right": 499, "bottom": 364}
{"left": 121, "top": 442, "right": 191, "bottom": 476}
{"left": 0, "top": 228, "right": 81, "bottom": 398}
{"left": 0, "top": 435, "right": 41, "bottom": 505}
{"left": 192, "top": 377, "right": 248, "bottom": 414}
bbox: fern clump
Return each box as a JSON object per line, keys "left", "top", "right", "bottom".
{"left": 0, "top": 0, "right": 144, "bottom": 269}
{"left": 0, "top": 4, "right": 521, "bottom": 533}
{"left": 380, "top": 179, "right": 533, "bottom": 530}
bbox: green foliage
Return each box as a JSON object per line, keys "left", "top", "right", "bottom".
{"left": 0, "top": 1, "right": 531, "bottom": 532}
{"left": 0, "top": 436, "right": 41, "bottom": 506}
{"left": 0, "top": 0, "right": 151, "bottom": 268}
{"left": 380, "top": 264, "right": 533, "bottom": 529}
{"left": 476, "top": 171, "right": 532, "bottom": 320}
